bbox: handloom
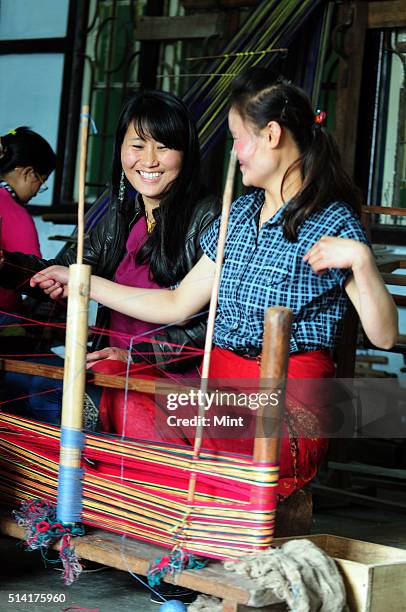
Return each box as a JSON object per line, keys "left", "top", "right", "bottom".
{"left": 0, "top": 409, "right": 280, "bottom": 560}
{"left": 0, "top": 304, "right": 291, "bottom": 591}
{"left": 0, "top": 141, "right": 292, "bottom": 579}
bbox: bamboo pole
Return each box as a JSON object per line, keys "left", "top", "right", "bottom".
{"left": 186, "top": 150, "right": 237, "bottom": 505}
{"left": 56, "top": 106, "right": 91, "bottom": 524}
{"left": 76, "top": 106, "right": 89, "bottom": 264}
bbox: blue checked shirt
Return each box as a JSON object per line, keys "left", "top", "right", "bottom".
{"left": 200, "top": 189, "right": 368, "bottom": 354}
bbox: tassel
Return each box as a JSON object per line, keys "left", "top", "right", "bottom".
{"left": 148, "top": 548, "right": 206, "bottom": 587}
{"left": 13, "top": 499, "right": 85, "bottom": 585}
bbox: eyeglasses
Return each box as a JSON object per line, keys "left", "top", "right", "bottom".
{"left": 33, "top": 171, "right": 48, "bottom": 194}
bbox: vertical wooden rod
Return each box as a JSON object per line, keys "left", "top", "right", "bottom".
{"left": 187, "top": 150, "right": 237, "bottom": 504}
{"left": 56, "top": 105, "right": 91, "bottom": 524}
{"left": 77, "top": 105, "right": 89, "bottom": 265}
{"left": 250, "top": 307, "right": 292, "bottom": 516}
{"left": 254, "top": 306, "right": 292, "bottom": 464}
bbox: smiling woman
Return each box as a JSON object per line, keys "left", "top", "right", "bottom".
{"left": 0, "top": 91, "right": 220, "bottom": 426}
{"left": 121, "top": 125, "right": 183, "bottom": 216}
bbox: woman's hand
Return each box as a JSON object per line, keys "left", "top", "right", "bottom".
{"left": 86, "top": 347, "right": 130, "bottom": 369}
{"left": 304, "top": 236, "right": 398, "bottom": 349}
{"left": 303, "top": 236, "right": 371, "bottom": 274}
{"left": 30, "top": 265, "right": 69, "bottom": 299}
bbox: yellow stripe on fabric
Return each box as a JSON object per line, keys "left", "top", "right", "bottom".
{"left": 0, "top": 414, "right": 280, "bottom": 559}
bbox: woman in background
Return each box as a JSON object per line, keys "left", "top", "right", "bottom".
{"left": 0, "top": 126, "right": 55, "bottom": 314}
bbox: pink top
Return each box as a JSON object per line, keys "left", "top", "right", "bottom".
{"left": 0, "top": 187, "right": 41, "bottom": 311}
{"left": 109, "top": 216, "right": 161, "bottom": 348}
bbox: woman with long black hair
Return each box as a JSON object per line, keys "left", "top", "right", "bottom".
{"left": 2, "top": 91, "right": 220, "bottom": 425}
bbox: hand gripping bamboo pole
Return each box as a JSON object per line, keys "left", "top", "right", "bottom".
{"left": 57, "top": 106, "right": 91, "bottom": 524}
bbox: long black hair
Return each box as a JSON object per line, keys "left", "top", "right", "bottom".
{"left": 0, "top": 126, "right": 56, "bottom": 177}
{"left": 230, "top": 68, "right": 361, "bottom": 241}
{"left": 112, "top": 90, "right": 201, "bottom": 286}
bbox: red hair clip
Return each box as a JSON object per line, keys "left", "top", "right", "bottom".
{"left": 314, "top": 110, "right": 327, "bottom": 125}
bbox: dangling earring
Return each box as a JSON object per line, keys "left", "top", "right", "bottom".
{"left": 118, "top": 169, "right": 126, "bottom": 204}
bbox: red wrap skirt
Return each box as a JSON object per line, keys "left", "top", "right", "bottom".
{"left": 96, "top": 346, "right": 336, "bottom": 499}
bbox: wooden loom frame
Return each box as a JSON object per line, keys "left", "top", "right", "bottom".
{"left": 0, "top": 305, "right": 292, "bottom": 611}
{"left": 0, "top": 97, "right": 295, "bottom": 608}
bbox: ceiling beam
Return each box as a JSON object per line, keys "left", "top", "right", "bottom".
{"left": 368, "top": 1, "right": 406, "bottom": 29}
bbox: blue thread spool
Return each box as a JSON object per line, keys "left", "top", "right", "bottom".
{"left": 160, "top": 601, "right": 187, "bottom": 612}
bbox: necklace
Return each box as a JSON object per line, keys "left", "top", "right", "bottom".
{"left": 0, "top": 180, "right": 21, "bottom": 203}
{"left": 145, "top": 213, "right": 156, "bottom": 234}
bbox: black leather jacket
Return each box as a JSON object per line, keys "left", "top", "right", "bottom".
{"left": 1, "top": 187, "right": 221, "bottom": 371}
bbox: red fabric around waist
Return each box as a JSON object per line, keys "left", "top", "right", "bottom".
{"left": 97, "top": 347, "right": 336, "bottom": 500}
{"left": 206, "top": 347, "right": 336, "bottom": 498}
{"left": 209, "top": 346, "right": 335, "bottom": 379}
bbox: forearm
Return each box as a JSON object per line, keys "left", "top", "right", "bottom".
{"left": 31, "top": 255, "right": 215, "bottom": 326}
{"left": 348, "top": 251, "right": 398, "bottom": 349}
{"left": 90, "top": 275, "right": 183, "bottom": 324}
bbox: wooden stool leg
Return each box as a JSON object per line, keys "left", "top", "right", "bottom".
{"left": 274, "top": 489, "right": 313, "bottom": 537}
{"left": 222, "top": 601, "right": 239, "bottom": 612}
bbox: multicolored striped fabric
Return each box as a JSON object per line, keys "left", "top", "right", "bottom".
{"left": 0, "top": 413, "right": 279, "bottom": 559}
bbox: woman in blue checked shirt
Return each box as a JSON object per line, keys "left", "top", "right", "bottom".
{"left": 32, "top": 69, "right": 398, "bottom": 499}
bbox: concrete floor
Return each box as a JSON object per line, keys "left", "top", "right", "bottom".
{"left": 0, "top": 538, "right": 159, "bottom": 612}
{"left": 1, "top": 503, "right": 406, "bottom": 612}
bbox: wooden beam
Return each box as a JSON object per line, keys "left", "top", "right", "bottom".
{"left": 2, "top": 358, "right": 296, "bottom": 404}
{"left": 362, "top": 206, "right": 406, "bottom": 217}
{"left": 334, "top": 1, "right": 368, "bottom": 377}
{"left": 0, "top": 359, "right": 156, "bottom": 393}
{"left": 254, "top": 308, "right": 292, "bottom": 465}
{"left": 328, "top": 461, "right": 406, "bottom": 480}
{"left": 381, "top": 273, "right": 406, "bottom": 286}
{"left": 357, "top": 355, "right": 389, "bottom": 364}
{"left": 0, "top": 513, "right": 285, "bottom": 609}
{"left": 368, "top": 1, "right": 406, "bottom": 29}
{"left": 334, "top": 1, "right": 368, "bottom": 175}
{"left": 393, "top": 294, "right": 406, "bottom": 307}
{"left": 312, "top": 484, "right": 406, "bottom": 511}
{"left": 181, "top": 0, "right": 259, "bottom": 8}
{"left": 375, "top": 256, "right": 406, "bottom": 273}
{"left": 135, "top": 14, "right": 224, "bottom": 40}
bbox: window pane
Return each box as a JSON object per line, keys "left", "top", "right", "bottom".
{"left": 0, "top": 0, "right": 69, "bottom": 40}
{"left": 0, "top": 54, "right": 64, "bottom": 205}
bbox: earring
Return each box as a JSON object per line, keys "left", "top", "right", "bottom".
{"left": 118, "top": 169, "right": 125, "bottom": 204}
